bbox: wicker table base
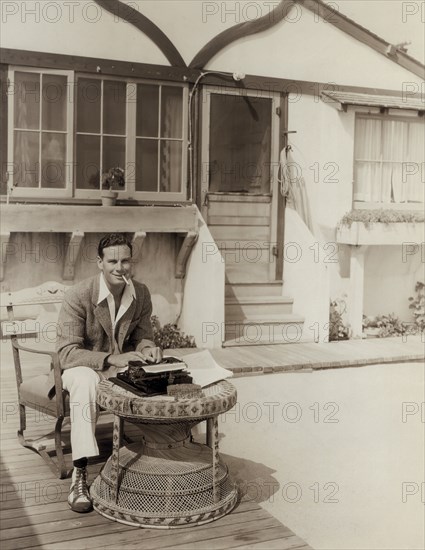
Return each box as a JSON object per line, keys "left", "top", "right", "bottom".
{"left": 91, "top": 380, "right": 238, "bottom": 528}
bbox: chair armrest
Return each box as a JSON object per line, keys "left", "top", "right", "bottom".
{"left": 11, "top": 339, "right": 66, "bottom": 418}
{"left": 11, "top": 339, "right": 57, "bottom": 357}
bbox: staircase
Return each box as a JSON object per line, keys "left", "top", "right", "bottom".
{"left": 207, "top": 194, "right": 304, "bottom": 346}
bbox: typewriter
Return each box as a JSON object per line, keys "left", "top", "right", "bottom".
{"left": 111, "top": 356, "right": 192, "bottom": 397}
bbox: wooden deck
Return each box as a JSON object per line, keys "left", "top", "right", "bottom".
{"left": 0, "top": 342, "right": 313, "bottom": 550}
{"left": 1, "top": 335, "right": 422, "bottom": 548}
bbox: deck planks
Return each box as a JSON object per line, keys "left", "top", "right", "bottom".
{"left": 0, "top": 343, "right": 313, "bottom": 550}
{"left": 2, "top": 334, "right": 421, "bottom": 548}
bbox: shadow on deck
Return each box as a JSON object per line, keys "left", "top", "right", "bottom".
{"left": 0, "top": 343, "right": 312, "bottom": 550}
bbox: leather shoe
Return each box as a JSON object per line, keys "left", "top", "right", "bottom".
{"left": 68, "top": 467, "right": 93, "bottom": 513}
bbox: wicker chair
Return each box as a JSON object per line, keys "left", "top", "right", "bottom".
{"left": 1, "top": 282, "right": 71, "bottom": 478}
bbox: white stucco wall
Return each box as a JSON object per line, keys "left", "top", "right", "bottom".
{"left": 283, "top": 208, "right": 330, "bottom": 342}
{"left": 0, "top": 0, "right": 169, "bottom": 65}
{"left": 364, "top": 245, "right": 424, "bottom": 322}
{"left": 2, "top": 0, "right": 423, "bottom": 92}
{"left": 205, "top": 3, "right": 424, "bottom": 90}
{"left": 179, "top": 209, "right": 225, "bottom": 349}
{"left": 2, "top": 0, "right": 423, "bottom": 337}
{"left": 286, "top": 93, "right": 353, "bottom": 305}
{"left": 284, "top": 93, "right": 423, "bottom": 326}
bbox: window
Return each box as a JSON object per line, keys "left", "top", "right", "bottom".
{"left": 7, "top": 68, "right": 188, "bottom": 201}
{"left": 136, "top": 84, "right": 184, "bottom": 193}
{"left": 208, "top": 93, "right": 272, "bottom": 193}
{"left": 8, "top": 68, "right": 74, "bottom": 197}
{"left": 354, "top": 115, "right": 425, "bottom": 205}
{"left": 75, "top": 78, "right": 127, "bottom": 194}
{"left": 74, "top": 76, "right": 187, "bottom": 200}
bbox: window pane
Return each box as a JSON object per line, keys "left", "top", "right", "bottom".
{"left": 209, "top": 95, "right": 271, "bottom": 193}
{"left": 161, "top": 86, "right": 182, "bottom": 138}
{"left": 136, "top": 84, "right": 159, "bottom": 137}
{"left": 14, "top": 131, "right": 39, "bottom": 187}
{"left": 409, "top": 121, "right": 425, "bottom": 162}
{"left": 41, "top": 133, "right": 66, "bottom": 188}
{"left": 77, "top": 78, "right": 101, "bottom": 133}
{"left": 103, "top": 80, "right": 126, "bottom": 135}
{"left": 160, "top": 140, "right": 182, "bottom": 192}
{"left": 103, "top": 137, "right": 126, "bottom": 189}
{"left": 354, "top": 118, "right": 381, "bottom": 160}
{"left": 42, "top": 74, "right": 67, "bottom": 131}
{"left": 14, "top": 72, "right": 40, "bottom": 130}
{"left": 76, "top": 134, "right": 100, "bottom": 189}
{"left": 136, "top": 139, "right": 158, "bottom": 191}
{"left": 407, "top": 121, "right": 425, "bottom": 202}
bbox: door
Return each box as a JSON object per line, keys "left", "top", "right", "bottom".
{"left": 201, "top": 86, "right": 281, "bottom": 280}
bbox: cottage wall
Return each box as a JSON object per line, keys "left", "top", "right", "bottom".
{"left": 2, "top": 0, "right": 423, "bottom": 337}
{"left": 2, "top": 232, "right": 181, "bottom": 323}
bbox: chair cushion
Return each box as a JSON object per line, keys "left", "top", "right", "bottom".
{"left": 20, "top": 374, "right": 70, "bottom": 417}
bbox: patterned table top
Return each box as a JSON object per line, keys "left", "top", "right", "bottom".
{"left": 96, "top": 379, "right": 237, "bottom": 422}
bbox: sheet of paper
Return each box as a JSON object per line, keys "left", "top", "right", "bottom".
{"left": 141, "top": 363, "right": 187, "bottom": 374}
{"left": 182, "top": 350, "right": 233, "bottom": 388}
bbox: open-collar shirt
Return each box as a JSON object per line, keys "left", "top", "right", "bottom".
{"left": 97, "top": 273, "right": 136, "bottom": 332}
{"left": 97, "top": 273, "right": 137, "bottom": 373}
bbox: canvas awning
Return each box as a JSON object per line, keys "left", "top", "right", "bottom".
{"left": 321, "top": 91, "right": 425, "bottom": 112}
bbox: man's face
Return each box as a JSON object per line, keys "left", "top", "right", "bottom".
{"left": 97, "top": 244, "right": 132, "bottom": 291}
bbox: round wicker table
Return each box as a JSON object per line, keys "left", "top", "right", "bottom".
{"left": 91, "top": 379, "right": 238, "bottom": 528}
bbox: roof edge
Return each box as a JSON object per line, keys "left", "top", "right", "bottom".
{"left": 299, "top": 0, "right": 425, "bottom": 79}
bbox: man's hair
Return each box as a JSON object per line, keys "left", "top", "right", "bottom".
{"left": 97, "top": 233, "right": 133, "bottom": 258}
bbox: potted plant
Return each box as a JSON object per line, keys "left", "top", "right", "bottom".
{"left": 101, "top": 167, "right": 125, "bottom": 206}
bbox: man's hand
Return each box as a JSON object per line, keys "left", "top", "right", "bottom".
{"left": 141, "top": 346, "right": 163, "bottom": 364}
{"left": 106, "top": 351, "right": 150, "bottom": 368}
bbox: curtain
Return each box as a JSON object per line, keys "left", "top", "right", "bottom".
{"left": 407, "top": 122, "right": 425, "bottom": 203}
{"left": 354, "top": 118, "right": 381, "bottom": 202}
{"left": 383, "top": 120, "right": 408, "bottom": 203}
{"left": 355, "top": 117, "right": 424, "bottom": 204}
{"left": 160, "top": 87, "right": 182, "bottom": 192}
{"left": 14, "top": 72, "right": 40, "bottom": 188}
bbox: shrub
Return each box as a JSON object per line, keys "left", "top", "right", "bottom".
{"left": 374, "top": 314, "right": 408, "bottom": 338}
{"left": 362, "top": 282, "right": 425, "bottom": 338}
{"left": 362, "top": 314, "right": 415, "bottom": 338}
{"left": 408, "top": 281, "right": 425, "bottom": 331}
{"left": 151, "top": 315, "right": 196, "bottom": 349}
{"left": 329, "top": 297, "right": 350, "bottom": 341}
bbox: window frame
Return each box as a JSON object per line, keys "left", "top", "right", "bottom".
{"left": 73, "top": 73, "right": 189, "bottom": 202}
{"left": 7, "top": 66, "right": 75, "bottom": 199}
{"left": 353, "top": 111, "right": 425, "bottom": 210}
{"left": 201, "top": 85, "right": 280, "bottom": 201}
{"left": 7, "top": 67, "right": 189, "bottom": 202}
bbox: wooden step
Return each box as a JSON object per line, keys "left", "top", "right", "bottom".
{"left": 216, "top": 240, "right": 271, "bottom": 250}
{"left": 208, "top": 193, "right": 272, "bottom": 203}
{"left": 225, "top": 282, "right": 283, "bottom": 298}
{"left": 224, "top": 316, "right": 304, "bottom": 346}
{"left": 225, "top": 261, "right": 273, "bottom": 283}
{"left": 208, "top": 215, "right": 269, "bottom": 226}
{"left": 226, "top": 296, "right": 294, "bottom": 318}
{"left": 208, "top": 201, "right": 270, "bottom": 218}
{"left": 209, "top": 225, "right": 270, "bottom": 241}
{"left": 219, "top": 244, "right": 274, "bottom": 264}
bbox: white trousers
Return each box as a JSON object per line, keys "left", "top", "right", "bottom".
{"left": 62, "top": 365, "right": 119, "bottom": 461}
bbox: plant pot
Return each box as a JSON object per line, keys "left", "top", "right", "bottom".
{"left": 101, "top": 190, "right": 118, "bottom": 206}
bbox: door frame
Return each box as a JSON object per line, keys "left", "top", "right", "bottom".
{"left": 200, "top": 85, "right": 282, "bottom": 280}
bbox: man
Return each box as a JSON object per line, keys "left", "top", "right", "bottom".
{"left": 56, "top": 233, "right": 162, "bottom": 513}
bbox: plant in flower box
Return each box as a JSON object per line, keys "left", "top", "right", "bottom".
{"left": 101, "top": 167, "right": 125, "bottom": 206}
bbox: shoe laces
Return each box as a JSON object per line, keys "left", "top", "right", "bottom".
{"left": 72, "top": 468, "right": 90, "bottom": 500}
